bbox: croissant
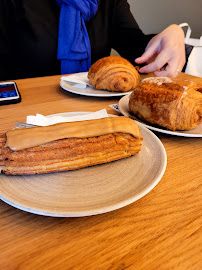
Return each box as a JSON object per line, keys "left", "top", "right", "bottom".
{"left": 129, "top": 77, "right": 202, "bottom": 131}
{"left": 88, "top": 56, "right": 140, "bottom": 92}
{"left": 0, "top": 117, "right": 142, "bottom": 175}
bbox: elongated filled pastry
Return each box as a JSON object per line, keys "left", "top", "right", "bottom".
{"left": 0, "top": 117, "right": 142, "bottom": 175}
{"left": 88, "top": 56, "right": 140, "bottom": 92}
{"left": 129, "top": 77, "right": 202, "bottom": 131}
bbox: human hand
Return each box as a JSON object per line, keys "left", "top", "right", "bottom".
{"left": 135, "top": 24, "right": 186, "bottom": 78}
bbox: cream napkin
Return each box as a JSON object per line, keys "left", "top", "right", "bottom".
{"left": 26, "top": 109, "right": 109, "bottom": 126}
{"left": 61, "top": 72, "right": 92, "bottom": 89}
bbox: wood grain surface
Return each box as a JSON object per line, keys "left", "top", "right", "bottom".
{"left": 0, "top": 73, "right": 202, "bottom": 270}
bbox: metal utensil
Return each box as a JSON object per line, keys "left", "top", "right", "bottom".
{"left": 15, "top": 122, "right": 38, "bottom": 129}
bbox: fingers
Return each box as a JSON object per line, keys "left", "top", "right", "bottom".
{"left": 135, "top": 39, "right": 159, "bottom": 64}
{"left": 153, "top": 54, "right": 184, "bottom": 78}
{"left": 135, "top": 24, "right": 186, "bottom": 78}
{"left": 137, "top": 44, "right": 186, "bottom": 77}
{"left": 156, "top": 47, "right": 186, "bottom": 77}
{"left": 138, "top": 49, "right": 170, "bottom": 74}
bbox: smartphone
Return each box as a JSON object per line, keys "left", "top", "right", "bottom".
{"left": 0, "top": 81, "right": 21, "bottom": 105}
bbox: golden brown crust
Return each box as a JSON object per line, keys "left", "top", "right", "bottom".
{"left": 129, "top": 77, "right": 202, "bottom": 131}
{"left": 0, "top": 134, "right": 6, "bottom": 165}
{"left": 88, "top": 56, "right": 140, "bottom": 92}
{"left": 0, "top": 117, "right": 143, "bottom": 175}
{"left": 0, "top": 133, "right": 142, "bottom": 175}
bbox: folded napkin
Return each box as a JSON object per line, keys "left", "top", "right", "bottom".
{"left": 26, "top": 109, "right": 109, "bottom": 126}
{"left": 61, "top": 72, "right": 92, "bottom": 89}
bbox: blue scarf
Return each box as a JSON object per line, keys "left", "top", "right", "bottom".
{"left": 56, "top": 0, "right": 99, "bottom": 74}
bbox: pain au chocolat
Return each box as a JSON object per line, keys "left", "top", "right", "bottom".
{"left": 129, "top": 77, "right": 202, "bottom": 131}
{"left": 88, "top": 56, "right": 140, "bottom": 92}
{"left": 0, "top": 117, "right": 142, "bottom": 175}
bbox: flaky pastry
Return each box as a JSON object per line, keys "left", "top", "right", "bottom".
{"left": 129, "top": 77, "right": 202, "bottom": 131}
{"left": 0, "top": 117, "right": 142, "bottom": 175}
{"left": 88, "top": 56, "right": 140, "bottom": 92}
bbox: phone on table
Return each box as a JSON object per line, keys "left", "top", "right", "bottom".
{"left": 0, "top": 81, "right": 21, "bottom": 105}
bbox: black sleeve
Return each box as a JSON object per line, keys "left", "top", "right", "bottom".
{"left": 0, "top": 1, "right": 16, "bottom": 81}
{"left": 111, "top": 0, "right": 155, "bottom": 64}
{"left": 0, "top": 0, "right": 60, "bottom": 81}
{"left": 0, "top": 0, "right": 155, "bottom": 81}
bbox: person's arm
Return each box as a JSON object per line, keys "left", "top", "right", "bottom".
{"left": 87, "top": 0, "right": 153, "bottom": 65}
{"left": 111, "top": 0, "right": 155, "bottom": 64}
{"left": 111, "top": 0, "right": 185, "bottom": 78}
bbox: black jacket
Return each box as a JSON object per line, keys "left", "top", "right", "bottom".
{"left": 0, "top": 0, "right": 153, "bottom": 80}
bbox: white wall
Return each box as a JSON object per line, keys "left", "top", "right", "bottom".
{"left": 128, "top": 0, "right": 202, "bottom": 38}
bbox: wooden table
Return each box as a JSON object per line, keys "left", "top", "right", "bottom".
{"left": 0, "top": 73, "right": 201, "bottom": 270}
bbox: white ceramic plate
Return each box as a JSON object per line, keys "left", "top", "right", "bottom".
{"left": 60, "top": 72, "right": 132, "bottom": 97}
{"left": 118, "top": 94, "right": 202, "bottom": 137}
{"left": 0, "top": 112, "right": 167, "bottom": 217}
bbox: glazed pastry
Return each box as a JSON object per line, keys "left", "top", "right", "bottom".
{"left": 0, "top": 117, "right": 142, "bottom": 175}
{"left": 88, "top": 56, "right": 140, "bottom": 92}
{"left": 129, "top": 77, "right": 202, "bottom": 131}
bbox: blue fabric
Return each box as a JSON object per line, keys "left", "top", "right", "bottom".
{"left": 56, "top": 0, "right": 99, "bottom": 74}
